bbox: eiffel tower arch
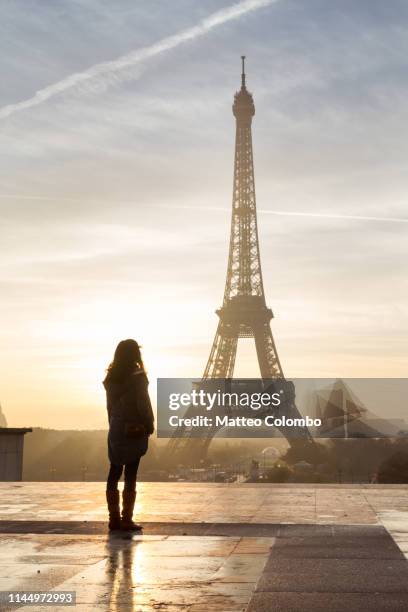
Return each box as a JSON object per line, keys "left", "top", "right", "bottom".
{"left": 166, "top": 58, "right": 310, "bottom": 462}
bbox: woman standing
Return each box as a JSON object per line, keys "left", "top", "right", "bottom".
{"left": 103, "top": 339, "right": 154, "bottom": 531}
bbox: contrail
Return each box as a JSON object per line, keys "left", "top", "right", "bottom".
{"left": 258, "top": 208, "right": 408, "bottom": 223}
{"left": 0, "top": 0, "right": 276, "bottom": 120}
{"left": 160, "top": 204, "right": 408, "bottom": 224}
{"left": 1, "top": 196, "right": 406, "bottom": 224}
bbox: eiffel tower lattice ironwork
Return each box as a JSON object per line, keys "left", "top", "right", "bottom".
{"left": 203, "top": 56, "right": 282, "bottom": 380}
{"left": 165, "top": 58, "right": 309, "bottom": 462}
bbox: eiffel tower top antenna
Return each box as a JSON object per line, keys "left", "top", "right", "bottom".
{"left": 241, "top": 55, "right": 246, "bottom": 88}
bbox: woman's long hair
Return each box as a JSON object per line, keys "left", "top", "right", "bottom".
{"left": 104, "top": 339, "right": 145, "bottom": 384}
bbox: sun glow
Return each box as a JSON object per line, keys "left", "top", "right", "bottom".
{"left": 1, "top": 288, "right": 210, "bottom": 428}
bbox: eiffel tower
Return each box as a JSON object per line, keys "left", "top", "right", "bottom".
{"left": 203, "top": 56, "right": 281, "bottom": 380}
{"left": 165, "top": 58, "right": 309, "bottom": 462}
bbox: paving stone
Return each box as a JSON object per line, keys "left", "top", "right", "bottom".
{"left": 257, "top": 558, "right": 408, "bottom": 593}
{"left": 1, "top": 482, "right": 405, "bottom": 525}
{"left": 246, "top": 592, "right": 408, "bottom": 612}
{"left": 1, "top": 483, "right": 408, "bottom": 610}
{"left": 0, "top": 520, "right": 282, "bottom": 537}
{"left": 0, "top": 533, "right": 272, "bottom": 610}
{"left": 271, "top": 535, "right": 402, "bottom": 559}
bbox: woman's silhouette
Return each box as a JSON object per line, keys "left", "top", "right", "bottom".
{"left": 103, "top": 339, "right": 154, "bottom": 531}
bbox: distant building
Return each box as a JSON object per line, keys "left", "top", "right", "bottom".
{"left": 315, "top": 379, "right": 408, "bottom": 438}
{"left": 0, "top": 402, "right": 7, "bottom": 427}
{"left": 0, "top": 428, "right": 32, "bottom": 481}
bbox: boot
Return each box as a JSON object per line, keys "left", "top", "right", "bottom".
{"left": 121, "top": 489, "right": 142, "bottom": 531}
{"left": 106, "top": 489, "right": 121, "bottom": 531}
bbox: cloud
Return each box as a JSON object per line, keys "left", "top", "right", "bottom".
{"left": 0, "top": 0, "right": 277, "bottom": 120}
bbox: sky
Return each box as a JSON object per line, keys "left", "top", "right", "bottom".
{"left": 1, "top": 0, "right": 407, "bottom": 429}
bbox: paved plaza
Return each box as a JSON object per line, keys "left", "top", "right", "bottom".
{"left": 1, "top": 483, "right": 408, "bottom": 610}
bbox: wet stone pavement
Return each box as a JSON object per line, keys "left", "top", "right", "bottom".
{"left": 0, "top": 483, "right": 408, "bottom": 611}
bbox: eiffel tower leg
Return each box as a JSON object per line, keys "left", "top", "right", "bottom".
{"left": 203, "top": 321, "right": 238, "bottom": 379}
{"left": 164, "top": 323, "right": 237, "bottom": 464}
{"left": 254, "top": 323, "right": 283, "bottom": 379}
{"left": 254, "top": 324, "right": 311, "bottom": 440}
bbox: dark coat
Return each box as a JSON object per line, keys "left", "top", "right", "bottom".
{"left": 104, "top": 370, "right": 154, "bottom": 465}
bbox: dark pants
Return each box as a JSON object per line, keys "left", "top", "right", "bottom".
{"left": 107, "top": 459, "right": 140, "bottom": 493}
